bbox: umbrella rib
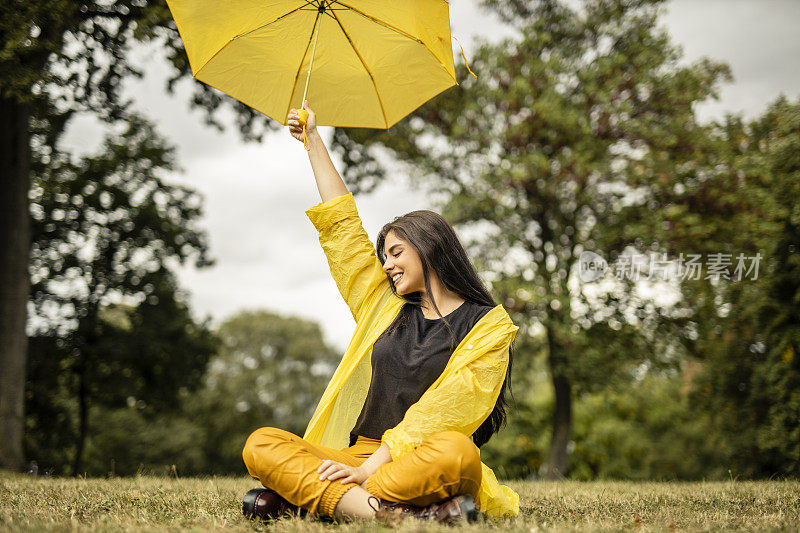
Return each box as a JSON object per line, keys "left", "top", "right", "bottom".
{"left": 332, "top": 0, "right": 455, "bottom": 81}
{"left": 328, "top": 9, "right": 389, "bottom": 128}
{"left": 284, "top": 12, "right": 324, "bottom": 124}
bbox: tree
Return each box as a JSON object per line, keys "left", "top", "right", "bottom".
{"left": 25, "top": 117, "right": 219, "bottom": 475}
{"left": 26, "top": 283, "right": 219, "bottom": 476}
{"left": 0, "top": 0, "right": 275, "bottom": 470}
{"left": 685, "top": 96, "right": 800, "bottom": 478}
{"left": 327, "top": 0, "right": 734, "bottom": 477}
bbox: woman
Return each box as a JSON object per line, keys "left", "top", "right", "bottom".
{"left": 241, "top": 100, "right": 520, "bottom": 525}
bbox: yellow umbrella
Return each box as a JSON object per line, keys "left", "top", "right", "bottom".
{"left": 165, "top": 0, "right": 476, "bottom": 149}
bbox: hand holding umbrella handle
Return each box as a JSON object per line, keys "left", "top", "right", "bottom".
{"left": 288, "top": 101, "right": 316, "bottom": 150}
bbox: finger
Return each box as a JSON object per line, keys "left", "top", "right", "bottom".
{"left": 317, "top": 459, "right": 333, "bottom": 472}
{"left": 327, "top": 468, "right": 348, "bottom": 481}
{"left": 319, "top": 464, "right": 340, "bottom": 480}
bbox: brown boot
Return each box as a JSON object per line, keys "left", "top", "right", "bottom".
{"left": 367, "top": 494, "right": 480, "bottom": 526}
{"left": 242, "top": 488, "right": 308, "bottom": 521}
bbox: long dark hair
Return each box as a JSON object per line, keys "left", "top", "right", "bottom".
{"left": 375, "top": 210, "right": 515, "bottom": 448}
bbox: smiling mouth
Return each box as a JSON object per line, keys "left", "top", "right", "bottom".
{"left": 392, "top": 273, "right": 403, "bottom": 284}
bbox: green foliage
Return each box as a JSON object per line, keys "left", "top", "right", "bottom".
{"left": 27, "top": 307, "right": 340, "bottom": 477}
{"left": 685, "top": 97, "right": 800, "bottom": 479}
{"left": 82, "top": 406, "right": 207, "bottom": 477}
{"left": 482, "top": 352, "right": 725, "bottom": 482}
{"left": 570, "top": 374, "right": 724, "bottom": 481}
{"left": 5, "top": 0, "right": 277, "bottom": 473}
{"left": 25, "top": 283, "right": 219, "bottom": 476}
{"left": 25, "top": 115, "right": 219, "bottom": 475}
{"left": 28, "top": 115, "right": 212, "bottom": 302}
{"left": 178, "top": 310, "right": 340, "bottom": 474}
{"left": 478, "top": 331, "right": 549, "bottom": 479}
{"left": 24, "top": 336, "right": 78, "bottom": 475}
{"left": 480, "top": 383, "right": 552, "bottom": 480}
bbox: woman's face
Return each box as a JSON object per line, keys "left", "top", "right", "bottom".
{"left": 382, "top": 230, "right": 425, "bottom": 295}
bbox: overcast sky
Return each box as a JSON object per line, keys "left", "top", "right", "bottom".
{"left": 61, "top": 0, "right": 800, "bottom": 352}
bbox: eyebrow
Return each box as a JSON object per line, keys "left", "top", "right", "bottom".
{"left": 385, "top": 243, "right": 403, "bottom": 255}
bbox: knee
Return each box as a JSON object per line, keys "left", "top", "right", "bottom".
{"left": 242, "top": 426, "right": 292, "bottom": 470}
{"left": 435, "top": 431, "right": 482, "bottom": 479}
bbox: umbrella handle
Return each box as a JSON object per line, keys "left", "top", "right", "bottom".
{"left": 296, "top": 17, "right": 319, "bottom": 152}
{"left": 297, "top": 109, "right": 310, "bottom": 151}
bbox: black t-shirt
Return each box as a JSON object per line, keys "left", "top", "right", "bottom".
{"left": 348, "top": 300, "right": 495, "bottom": 447}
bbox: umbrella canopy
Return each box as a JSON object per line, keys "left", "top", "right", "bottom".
{"left": 166, "top": 0, "right": 464, "bottom": 129}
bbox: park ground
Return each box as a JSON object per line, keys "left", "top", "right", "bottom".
{"left": 1, "top": 472, "right": 797, "bottom": 531}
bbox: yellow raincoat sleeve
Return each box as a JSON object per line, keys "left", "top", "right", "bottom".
{"left": 305, "top": 192, "right": 391, "bottom": 324}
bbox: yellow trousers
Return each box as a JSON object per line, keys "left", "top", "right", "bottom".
{"left": 242, "top": 427, "right": 483, "bottom": 518}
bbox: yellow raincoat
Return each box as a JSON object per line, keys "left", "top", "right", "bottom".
{"left": 301, "top": 192, "right": 520, "bottom": 519}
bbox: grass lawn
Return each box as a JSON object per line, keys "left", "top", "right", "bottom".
{"left": 1, "top": 472, "right": 797, "bottom": 531}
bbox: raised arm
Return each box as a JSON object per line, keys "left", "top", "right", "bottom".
{"left": 288, "top": 100, "right": 348, "bottom": 203}
{"left": 290, "top": 101, "right": 392, "bottom": 324}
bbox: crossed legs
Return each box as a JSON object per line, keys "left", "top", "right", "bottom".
{"left": 242, "top": 427, "right": 482, "bottom": 521}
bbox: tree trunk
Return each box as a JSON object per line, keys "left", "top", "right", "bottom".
{"left": 546, "top": 373, "right": 572, "bottom": 479}
{"left": 0, "top": 95, "right": 31, "bottom": 472}
{"left": 73, "top": 364, "right": 88, "bottom": 476}
{"left": 545, "top": 324, "right": 572, "bottom": 479}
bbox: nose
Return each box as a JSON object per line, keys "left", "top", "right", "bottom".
{"left": 383, "top": 257, "right": 393, "bottom": 273}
